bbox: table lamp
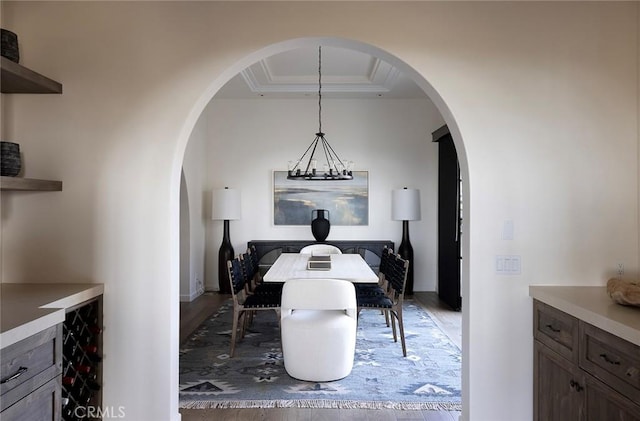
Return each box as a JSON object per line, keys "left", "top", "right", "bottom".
{"left": 211, "top": 187, "right": 241, "bottom": 294}
{"left": 392, "top": 187, "right": 421, "bottom": 295}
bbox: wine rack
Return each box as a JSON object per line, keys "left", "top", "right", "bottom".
{"left": 61, "top": 298, "right": 103, "bottom": 421}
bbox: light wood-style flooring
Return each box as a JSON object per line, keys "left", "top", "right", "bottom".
{"left": 179, "top": 291, "right": 462, "bottom": 421}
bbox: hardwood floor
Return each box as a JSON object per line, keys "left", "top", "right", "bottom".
{"left": 179, "top": 292, "right": 227, "bottom": 344}
{"left": 179, "top": 291, "right": 462, "bottom": 421}
{"left": 412, "top": 292, "right": 462, "bottom": 350}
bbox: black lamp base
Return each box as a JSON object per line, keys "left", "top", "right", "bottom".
{"left": 218, "top": 220, "right": 234, "bottom": 294}
{"left": 397, "top": 220, "right": 414, "bottom": 295}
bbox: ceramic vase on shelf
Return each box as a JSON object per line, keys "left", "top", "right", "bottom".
{"left": 0, "top": 29, "right": 20, "bottom": 63}
{"left": 311, "top": 209, "right": 330, "bottom": 242}
{"left": 0, "top": 141, "right": 21, "bottom": 177}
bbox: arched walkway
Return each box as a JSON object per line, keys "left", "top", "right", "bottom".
{"left": 171, "top": 36, "right": 471, "bottom": 417}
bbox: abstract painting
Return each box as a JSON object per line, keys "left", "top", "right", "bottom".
{"left": 273, "top": 171, "right": 368, "bottom": 226}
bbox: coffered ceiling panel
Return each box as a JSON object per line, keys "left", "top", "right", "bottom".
{"left": 215, "top": 46, "right": 427, "bottom": 99}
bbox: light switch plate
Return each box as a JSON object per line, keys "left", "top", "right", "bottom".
{"left": 502, "top": 220, "right": 514, "bottom": 240}
{"left": 496, "top": 255, "right": 521, "bottom": 275}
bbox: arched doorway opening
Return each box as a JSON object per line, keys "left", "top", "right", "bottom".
{"left": 172, "top": 36, "right": 471, "bottom": 417}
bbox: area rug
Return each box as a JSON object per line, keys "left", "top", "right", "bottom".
{"left": 179, "top": 300, "right": 461, "bottom": 410}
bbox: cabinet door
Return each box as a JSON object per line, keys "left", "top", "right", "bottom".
{"left": 0, "top": 376, "right": 61, "bottom": 421}
{"left": 586, "top": 375, "right": 640, "bottom": 421}
{"left": 535, "top": 341, "right": 585, "bottom": 421}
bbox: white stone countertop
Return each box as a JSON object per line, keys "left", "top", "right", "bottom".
{"left": 1, "top": 283, "right": 104, "bottom": 349}
{"left": 529, "top": 285, "right": 640, "bottom": 346}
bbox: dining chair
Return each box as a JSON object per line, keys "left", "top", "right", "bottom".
{"left": 240, "top": 251, "right": 283, "bottom": 296}
{"left": 354, "top": 246, "right": 392, "bottom": 297}
{"left": 248, "top": 245, "right": 262, "bottom": 283}
{"left": 227, "top": 257, "right": 281, "bottom": 357}
{"left": 299, "top": 244, "right": 342, "bottom": 255}
{"left": 355, "top": 246, "right": 393, "bottom": 326}
{"left": 280, "top": 278, "right": 357, "bottom": 381}
{"left": 356, "top": 253, "right": 410, "bottom": 356}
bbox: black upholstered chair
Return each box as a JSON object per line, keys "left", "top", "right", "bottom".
{"left": 355, "top": 246, "right": 393, "bottom": 325}
{"left": 356, "top": 252, "right": 409, "bottom": 356}
{"left": 354, "top": 246, "right": 393, "bottom": 297}
{"left": 227, "top": 257, "right": 280, "bottom": 357}
{"left": 240, "top": 250, "right": 283, "bottom": 296}
{"left": 248, "top": 245, "right": 262, "bottom": 282}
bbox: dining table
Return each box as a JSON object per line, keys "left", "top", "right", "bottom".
{"left": 263, "top": 253, "right": 379, "bottom": 284}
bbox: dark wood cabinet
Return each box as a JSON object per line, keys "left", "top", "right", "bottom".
{"left": 0, "top": 324, "right": 62, "bottom": 421}
{"left": 586, "top": 375, "right": 640, "bottom": 421}
{"left": 0, "top": 286, "right": 103, "bottom": 421}
{"left": 533, "top": 300, "right": 640, "bottom": 421}
{"left": 535, "top": 341, "right": 585, "bottom": 421}
{"left": 0, "top": 376, "right": 61, "bottom": 421}
{"left": 247, "top": 240, "right": 394, "bottom": 275}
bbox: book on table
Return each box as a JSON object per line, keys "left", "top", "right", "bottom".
{"left": 307, "top": 254, "right": 332, "bottom": 270}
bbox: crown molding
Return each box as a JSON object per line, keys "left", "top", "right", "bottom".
{"left": 240, "top": 56, "right": 401, "bottom": 94}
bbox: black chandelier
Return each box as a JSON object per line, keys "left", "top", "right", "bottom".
{"left": 287, "top": 46, "right": 353, "bottom": 180}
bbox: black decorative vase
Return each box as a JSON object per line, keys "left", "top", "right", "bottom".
{"left": 0, "top": 141, "right": 21, "bottom": 177}
{"left": 311, "top": 209, "right": 330, "bottom": 242}
{"left": 0, "top": 29, "right": 20, "bottom": 63}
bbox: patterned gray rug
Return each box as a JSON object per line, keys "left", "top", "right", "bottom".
{"left": 179, "top": 300, "right": 461, "bottom": 410}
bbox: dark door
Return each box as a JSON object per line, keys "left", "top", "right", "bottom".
{"left": 434, "top": 127, "right": 462, "bottom": 311}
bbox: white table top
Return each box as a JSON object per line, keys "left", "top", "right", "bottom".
{"left": 263, "top": 253, "right": 378, "bottom": 284}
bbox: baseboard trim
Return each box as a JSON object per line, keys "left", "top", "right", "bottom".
{"left": 180, "top": 289, "right": 203, "bottom": 302}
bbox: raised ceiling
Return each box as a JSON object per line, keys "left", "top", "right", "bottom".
{"left": 215, "top": 46, "right": 427, "bottom": 99}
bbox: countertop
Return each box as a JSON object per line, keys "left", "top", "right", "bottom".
{"left": 529, "top": 285, "right": 640, "bottom": 346}
{"left": 0, "top": 283, "right": 104, "bottom": 349}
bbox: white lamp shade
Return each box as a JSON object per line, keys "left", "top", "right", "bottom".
{"left": 211, "top": 188, "right": 241, "bottom": 220}
{"left": 391, "top": 188, "right": 421, "bottom": 221}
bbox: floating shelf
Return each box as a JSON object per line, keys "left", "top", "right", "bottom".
{"left": 1, "top": 56, "right": 62, "bottom": 94}
{"left": 0, "top": 176, "right": 62, "bottom": 191}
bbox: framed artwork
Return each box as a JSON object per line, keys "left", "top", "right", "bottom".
{"left": 273, "top": 171, "right": 369, "bottom": 226}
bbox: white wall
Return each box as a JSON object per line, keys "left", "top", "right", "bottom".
{"left": 1, "top": 2, "right": 637, "bottom": 421}
{"left": 179, "top": 172, "right": 191, "bottom": 300}
{"left": 193, "top": 98, "right": 442, "bottom": 292}
{"left": 180, "top": 119, "right": 208, "bottom": 301}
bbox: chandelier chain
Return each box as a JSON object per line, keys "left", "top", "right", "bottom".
{"left": 318, "top": 46, "right": 322, "bottom": 134}
{"left": 286, "top": 45, "right": 352, "bottom": 180}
